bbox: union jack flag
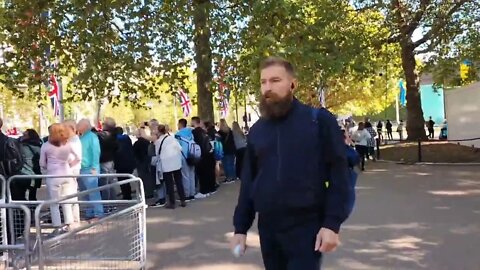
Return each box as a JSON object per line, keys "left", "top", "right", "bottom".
{"left": 219, "top": 86, "right": 230, "bottom": 119}
{"left": 217, "top": 61, "right": 230, "bottom": 119}
{"left": 178, "top": 89, "right": 192, "bottom": 117}
{"left": 48, "top": 75, "right": 60, "bottom": 117}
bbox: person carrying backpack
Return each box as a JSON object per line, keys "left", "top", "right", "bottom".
{"left": 0, "top": 118, "right": 25, "bottom": 189}
{"left": 191, "top": 117, "right": 215, "bottom": 199}
{"left": 18, "top": 129, "right": 43, "bottom": 201}
{"left": 152, "top": 124, "right": 186, "bottom": 209}
{"left": 175, "top": 119, "right": 198, "bottom": 201}
{"left": 96, "top": 117, "right": 119, "bottom": 200}
{"left": 114, "top": 127, "right": 136, "bottom": 200}
{"left": 205, "top": 122, "right": 223, "bottom": 187}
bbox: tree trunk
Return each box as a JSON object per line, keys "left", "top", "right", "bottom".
{"left": 193, "top": 0, "right": 214, "bottom": 122}
{"left": 400, "top": 42, "right": 427, "bottom": 141}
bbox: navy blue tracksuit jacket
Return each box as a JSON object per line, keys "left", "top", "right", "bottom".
{"left": 233, "top": 99, "right": 351, "bottom": 234}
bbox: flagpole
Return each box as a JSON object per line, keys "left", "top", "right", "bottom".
{"left": 235, "top": 91, "right": 239, "bottom": 122}
{"left": 173, "top": 94, "right": 178, "bottom": 126}
{"left": 395, "top": 90, "right": 400, "bottom": 123}
{"left": 58, "top": 75, "right": 65, "bottom": 122}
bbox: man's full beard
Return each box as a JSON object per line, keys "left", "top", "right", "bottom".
{"left": 259, "top": 91, "right": 294, "bottom": 120}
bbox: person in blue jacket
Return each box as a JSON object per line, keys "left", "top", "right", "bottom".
{"left": 114, "top": 127, "right": 136, "bottom": 200}
{"left": 343, "top": 129, "right": 360, "bottom": 216}
{"left": 77, "top": 119, "right": 104, "bottom": 219}
{"left": 231, "top": 57, "right": 351, "bottom": 269}
{"left": 175, "top": 119, "right": 196, "bottom": 201}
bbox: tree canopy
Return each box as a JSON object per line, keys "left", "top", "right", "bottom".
{"left": 234, "top": 1, "right": 402, "bottom": 114}
{"left": 352, "top": 0, "right": 480, "bottom": 139}
{"left": 1, "top": 0, "right": 477, "bottom": 130}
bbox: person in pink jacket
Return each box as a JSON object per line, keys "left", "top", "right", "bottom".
{"left": 40, "top": 123, "right": 81, "bottom": 232}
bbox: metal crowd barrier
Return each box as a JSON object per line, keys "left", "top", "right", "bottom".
{"left": 0, "top": 203, "right": 31, "bottom": 270}
{"left": 1, "top": 175, "right": 5, "bottom": 202}
{"left": 0, "top": 175, "right": 7, "bottom": 267}
{"left": 1, "top": 174, "right": 146, "bottom": 270}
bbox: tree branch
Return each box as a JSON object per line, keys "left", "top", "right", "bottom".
{"left": 387, "top": 34, "right": 401, "bottom": 43}
{"left": 405, "top": 0, "right": 431, "bottom": 36}
{"left": 353, "top": 0, "right": 387, "bottom": 12}
{"left": 414, "top": 42, "right": 436, "bottom": 54}
{"left": 111, "top": 20, "right": 128, "bottom": 40}
{"left": 413, "top": 0, "right": 469, "bottom": 48}
{"left": 354, "top": 4, "right": 380, "bottom": 12}
{"left": 211, "top": 0, "right": 251, "bottom": 11}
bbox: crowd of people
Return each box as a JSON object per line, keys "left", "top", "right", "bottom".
{"left": 0, "top": 115, "right": 248, "bottom": 231}
{"left": 135, "top": 117, "right": 247, "bottom": 209}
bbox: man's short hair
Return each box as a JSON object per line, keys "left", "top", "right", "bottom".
{"left": 63, "top": 119, "right": 77, "bottom": 131}
{"left": 78, "top": 119, "right": 92, "bottom": 129}
{"left": 178, "top": 118, "right": 188, "bottom": 128}
{"left": 260, "top": 57, "right": 296, "bottom": 77}
{"left": 149, "top": 119, "right": 159, "bottom": 127}
{"left": 191, "top": 117, "right": 201, "bottom": 125}
{"left": 103, "top": 117, "right": 116, "bottom": 129}
{"left": 115, "top": 126, "right": 124, "bottom": 135}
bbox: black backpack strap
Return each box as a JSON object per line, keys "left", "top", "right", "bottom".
{"left": 158, "top": 135, "right": 169, "bottom": 156}
{"left": 25, "top": 143, "right": 36, "bottom": 156}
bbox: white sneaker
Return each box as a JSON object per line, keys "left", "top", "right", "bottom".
{"left": 194, "top": 193, "right": 208, "bottom": 199}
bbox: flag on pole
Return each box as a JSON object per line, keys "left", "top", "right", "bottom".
{"left": 178, "top": 89, "right": 192, "bottom": 117}
{"left": 48, "top": 75, "right": 60, "bottom": 117}
{"left": 220, "top": 88, "right": 230, "bottom": 119}
{"left": 217, "top": 61, "right": 230, "bottom": 119}
{"left": 399, "top": 79, "right": 407, "bottom": 107}
{"left": 460, "top": 60, "right": 471, "bottom": 80}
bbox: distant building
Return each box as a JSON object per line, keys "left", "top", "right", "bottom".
{"left": 445, "top": 81, "right": 480, "bottom": 148}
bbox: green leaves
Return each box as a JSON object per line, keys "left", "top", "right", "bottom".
{"left": 1, "top": 0, "right": 406, "bottom": 118}
{"left": 0, "top": 0, "right": 160, "bottom": 106}
{"left": 232, "top": 0, "right": 400, "bottom": 113}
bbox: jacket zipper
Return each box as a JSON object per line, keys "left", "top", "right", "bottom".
{"left": 276, "top": 125, "right": 281, "bottom": 182}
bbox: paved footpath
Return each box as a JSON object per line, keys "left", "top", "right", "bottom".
{"left": 145, "top": 163, "right": 480, "bottom": 270}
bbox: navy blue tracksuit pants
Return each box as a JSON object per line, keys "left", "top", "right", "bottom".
{"left": 258, "top": 212, "right": 323, "bottom": 270}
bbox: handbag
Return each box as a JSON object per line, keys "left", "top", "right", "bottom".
{"left": 155, "top": 135, "right": 169, "bottom": 184}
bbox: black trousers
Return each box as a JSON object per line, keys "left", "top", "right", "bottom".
{"left": 10, "top": 179, "right": 30, "bottom": 201}
{"left": 163, "top": 169, "right": 186, "bottom": 204}
{"left": 117, "top": 169, "right": 134, "bottom": 200}
{"left": 137, "top": 162, "right": 155, "bottom": 199}
{"left": 387, "top": 130, "right": 393, "bottom": 140}
{"left": 196, "top": 154, "right": 216, "bottom": 194}
{"left": 355, "top": 145, "right": 368, "bottom": 170}
{"left": 258, "top": 213, "right": 322, "bottom": 270}
{"left": 235, "top": 147, "right": 246, "bottom": 180}
{"left": 9, "top": 180, "right": 31, "bottom": 239}
{"left": 428, "top": 128, "right": 434, "bottom": 138}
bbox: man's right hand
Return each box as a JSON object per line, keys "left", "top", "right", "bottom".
{"left": 91, "top": 168, "right": 97, "bottom": 175}
{"left": 230, "top": 233, "right": 247, "bottom": 256}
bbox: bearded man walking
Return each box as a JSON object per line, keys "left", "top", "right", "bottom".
{"left": 231, "top": 57, "right": 351, "bottom": 269}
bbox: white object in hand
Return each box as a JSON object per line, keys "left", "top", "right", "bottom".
{"left": 232, "top": 244, "right": 243, "bottom": 258}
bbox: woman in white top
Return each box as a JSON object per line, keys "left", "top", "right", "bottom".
{"left": 352, "top": 122, "right": 371, "bottom": 171}
{"left": 152, "top": 124, "right": 186, "bottom": 209}
{"left": 40, "top": 123, "right": 81, "bottom": 231}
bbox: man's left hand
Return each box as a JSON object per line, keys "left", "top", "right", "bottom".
{"left": 314, "top": 228, "right": 340, "bottom": 253}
